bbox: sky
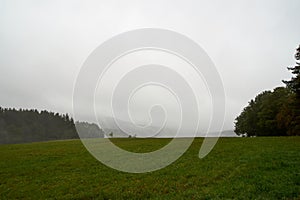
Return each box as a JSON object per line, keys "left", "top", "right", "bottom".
{"left": 0, "top": 0, "right": 300, "bottom": 134}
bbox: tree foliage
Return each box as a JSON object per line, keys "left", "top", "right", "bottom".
{"left": 283, "top": 45, "right": 300, "bottom": 98}
{"left": 234, "top": 87, "right": 296, "bottom": 136}
{"left": 0, "top": 108, "right": 78, "bottom": 144}
{"left": 282, "top": 45, "right": 300, "bottom": 134}
{"left": 75, "top": 121, "right": 104, "bottom": 138}
{"left": 235, "top": 45, "right": 300, "bottom": 136}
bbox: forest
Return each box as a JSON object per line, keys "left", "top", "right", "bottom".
{"left": 0, "top": 108, "right": 103, "bottom": 144}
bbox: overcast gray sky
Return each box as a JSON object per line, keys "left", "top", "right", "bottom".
{"left": 0, "top": 0, "right": 300, "bottom": 132}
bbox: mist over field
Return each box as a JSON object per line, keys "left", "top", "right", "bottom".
{"left": 0, "top": 1, "right": 300, "bottom": 199}
{"left": 1, "top": 0, "right": 300, "bottom": 135}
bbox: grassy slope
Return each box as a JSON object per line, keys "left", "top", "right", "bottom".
{"left": 0, "top": 137, "right": 299, "bottom": 199}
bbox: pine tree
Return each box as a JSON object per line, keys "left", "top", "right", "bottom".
{"left": 283, "top": 45, "right": 300, "bottom": 98}
{"left": 283, "top": 45, "right": 300, "bottom": 135}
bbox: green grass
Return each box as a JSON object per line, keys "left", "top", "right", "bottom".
{"left": 0, "top": 137, "right": 299, "bottom": 199}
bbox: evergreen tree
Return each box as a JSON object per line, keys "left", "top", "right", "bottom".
{"left": 282, "top": 45, "right": 300, "bottom": 135}
{"left": 0, "top": 108, "right": 80, "bottom": 144}
{"left": 283, "top": 45, "right": 300, "bottom": 98}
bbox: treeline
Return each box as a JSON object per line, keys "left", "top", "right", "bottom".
{"left": 0, "top": 108, "right": 78, "bottom": 144}
{"left": 0, "top": 107, "right": 104, "bottom": 144}
{"left": 235, "top": 45, "right": 300, "bottom": 137}
{"left": 235, "top": 87, "right": 298, "bottom": 136}
{"left": 75, "top": 121, "right": 104, "bottom": 138}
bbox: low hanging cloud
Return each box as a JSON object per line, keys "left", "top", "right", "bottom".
{"left": 0, "top": 0, "right": 299, "bottom": 133}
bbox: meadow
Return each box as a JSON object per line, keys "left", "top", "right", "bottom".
{"left": 0, "top": 137, "right": 299, "bottom": 199}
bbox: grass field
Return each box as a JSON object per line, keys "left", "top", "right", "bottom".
{"left": 0, "top": 137, "right": 299, "bottom": 199}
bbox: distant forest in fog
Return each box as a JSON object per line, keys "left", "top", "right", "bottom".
{"left": 0, "top": 107, "right": 104, "bottom": 144}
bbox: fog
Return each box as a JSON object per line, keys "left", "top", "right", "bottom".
{"left": 0, "top": 0, "right": 299, "bottom": 136}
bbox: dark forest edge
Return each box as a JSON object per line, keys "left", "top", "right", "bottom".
{"left": 0, "top": 107, "right": 104, "bottom": 144}
{"left": 235, "top": 45, "right": 300, "bottom": 137}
